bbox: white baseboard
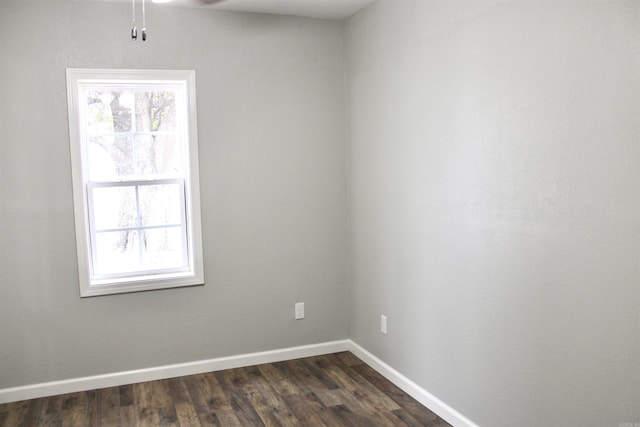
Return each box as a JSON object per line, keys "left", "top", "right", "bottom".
{"left": 347, "top": 341, "right": 479, "bottom": 427}
{"left": 0, "top": 340, "right": 350, "bottom": 405}
{"left": 1, "top": 339, "right": 476, "bottom": 427}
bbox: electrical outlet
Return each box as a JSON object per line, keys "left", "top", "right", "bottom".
{"left": 295, "top": 302, "right": 305, "bottom": 320}
{"left": 380, "top": 315, "right": 387, "bottom": 334}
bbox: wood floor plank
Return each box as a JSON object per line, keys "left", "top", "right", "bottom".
{"left": 1, "top": 401, "right": 28, "bottom": 427}
{"left": 202, "top": 372, "right": 243, "bottom": 425}
{"left": 281, "top": 392, "right": 344, "bottom": 427}
{"left": 99, "top": 386, "right": 121, "bottom": 426}
{"left": 326, "top": 358, "right": 400, "bottom": 411}
{"left": 153, "top": 379, "right": 179, "bottom": 425}
{"left": 167, "top": 378, "right": 199, "bottom": 427}
{"left": 321, "top": 361, "right": 402, "bottom": 420}
{"left": 234, "top": 369, "right": 283, "bottom": 427}
{"left": 323, "top": 353, "right": 401, "bottom": 412}
{"left": 39, "top": 396, "right": 63, "bottom": 427}
{"left": 168, "top": 378, "right": 190, "bottom": 405}
{"left": 329, "top": 403, "right": 374, "bottom": 427}
{"left": 119, "top": 403, "right": 137, "bottom": 426}
{"left": 0, "top": 352, "right": 450, "bottom": 427}
{"left": 214, "top": 370, "right": 266, "bottom": 426}
{"left": 45, "top": 394, "right": 64, "bottom": 416}
{"left": 317, "top": 386, "right": 397, "bottom": 427}
{"left": 118, "top": 384, "right": 134, "bottom": 408}
{"left": 62, "top": 391, "right": 91, "bottom": 427}
{"left": 20, "top": 395, "right": 44, "bottom": 426}
{"left": 281, "top": 358, "right": 330, "bottom": 393}
{"left": 392, "top": 407, "right": 433, "bottom": 427}
{"left": 300, "top": 357, "right": 339, "bottom": 391}
{"left": 352, "top": 362, "right": 448, "bottom": 426}
{"left": 182, "top": 374, "right": 220, "bottom": 426}
{"left": 256, "top": 363, "right": 301, "bottom": 396}
{"left": 212, "top": 407, "right": 243, "bottom": 426}
{"left": 335, "top": 351, "right": 363, "bottom": 367}
{"left": 244, "top": 366, "right": 301, "bottom": 427}
{"left": 133, "top": 381, "right": 162, "bottom": 427}
{"left": 85, "top": 389, "right": 100, "bottom": 426}
{"left": 175, "top": 401, "right": 202, "bottom": 427}
{"left": 202, "top": 371, "right": 232, "bottom": 412}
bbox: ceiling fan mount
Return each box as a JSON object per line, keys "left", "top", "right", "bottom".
{"left": 130, "top": 0, "right": 227, "bottom": 42}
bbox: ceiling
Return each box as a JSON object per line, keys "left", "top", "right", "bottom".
{"left": 96, "top": 0, "right": 376, "bottom": 19}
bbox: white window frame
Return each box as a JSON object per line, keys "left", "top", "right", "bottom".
{"left": 66, "top": 68, "right": 204, "bottom": 297}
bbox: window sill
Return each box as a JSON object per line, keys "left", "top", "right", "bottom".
{"left": 80, "top": 273, "right": 204, "bottom": 297}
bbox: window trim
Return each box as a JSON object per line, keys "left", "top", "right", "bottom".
{"left": 66, "top": 68, "right": 204, "bottom": 297}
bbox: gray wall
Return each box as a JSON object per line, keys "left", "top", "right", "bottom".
{"left": 2, "top": 0, "right": 639, "bottom": 425}
{"left": 345, "top": 1, "right": 639, "bottom": 426}
{"left": 0, "top": 0, "right": 347, "bottom": 388}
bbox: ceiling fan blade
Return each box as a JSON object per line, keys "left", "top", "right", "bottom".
{"left": 194, "top": 0, "right": 226, "bottom": 4}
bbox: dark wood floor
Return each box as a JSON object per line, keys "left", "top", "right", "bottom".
{"left": 0, "top": 352, "right": 450, "bottom": 426}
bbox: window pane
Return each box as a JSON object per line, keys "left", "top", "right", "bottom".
{"left": 140, "top": 91, "right": 177, "bottom": 133}
{"left": 92, "top": 186, "right": 137, "bottom": 230}
{"left": 94, "top": 230, "right": 141, "bottom": 276}
{"left": 87, "top": 140, "right": 118, "bottom": 181}
{"left": 85, "top": 90, "right": 182, "bottom": 179}
{"left": 112, "top": 134, "right": 136, "bottom": 176}
{"left": 86, "top": 91, "right": 133, "bottom": 134}
{"left": 141, "top": 227, "right": 186, "bottom": 270}
{"left": 86, "top": 92, "right": 116, "bottom": 134}
{"left": 133, "top": 134, "right": 183, "bottom": 177}
{"left": 88, "top": 135, "right": 135, "bottom": 180}
{"left": 139, "top": 184, "right": 183, "bottom": 227}
{"left": 93, "top": 227, "right": 186, "bottom": 277}
{"left": 134, "top": 134, "right": 156, "bottom": 176}
{"left": 134, "top": 133, "right": 183, "bottom": 177}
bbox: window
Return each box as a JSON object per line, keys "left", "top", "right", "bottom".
{"left": 66, "top": 69, "right": 204, "bottom": 297}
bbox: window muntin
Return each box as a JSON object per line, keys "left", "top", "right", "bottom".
{"left": 67, "top": 69, "right": 204, "bottom": 297}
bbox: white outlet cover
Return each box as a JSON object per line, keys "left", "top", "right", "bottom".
{"left": 295, "top": 302, "right": 305, "bottom": 320}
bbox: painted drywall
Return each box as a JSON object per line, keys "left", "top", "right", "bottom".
{"left": 0, "top": 0, "right": 347, "bottom": 388}
{"left": 2, "top": 0, "right": 639, "bottom": 425}
{"left": 345, "top": 1, "right": 639, "bottom": 426}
